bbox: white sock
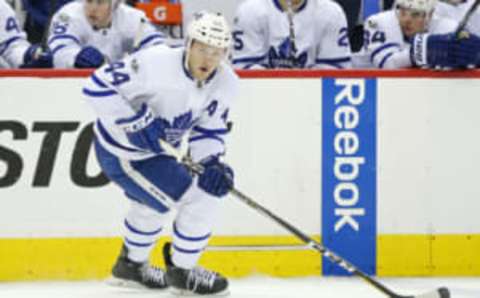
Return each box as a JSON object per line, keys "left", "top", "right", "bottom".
{"left": 123, "top": 201, "right": 169, "bottom": 263}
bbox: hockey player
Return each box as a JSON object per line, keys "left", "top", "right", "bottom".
{"left": 48, "top": 0, "right": 165, "bottom": 68}
{"left": 435, "top": 0, "right": 480, "bottom": 35}
{"left": 0, "top": 0, "right": 52, "bottom": 68}
{"left": 83, "top": 11, "right": 237, "bottom": 295}
{"left": 232, "top": 0, "right": 352, "bottom": 69}
{"left": 360, "top": 0, "right": 480, "bottom": 69}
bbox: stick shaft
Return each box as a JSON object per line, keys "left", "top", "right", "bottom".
{"left": 455, "top": 0, "right": 480, "bottom": 35}
{"left": 159, "top": 139, "right": 406, "bottom": 298}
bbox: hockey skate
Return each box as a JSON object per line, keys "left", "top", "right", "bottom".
{"left": 108, "top": 244, "right": 168, "bottom": 289}
{"left": 163, "top": 242, "right": 229, "bottom": 296}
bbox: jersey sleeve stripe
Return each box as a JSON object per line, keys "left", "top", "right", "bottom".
{"left": 0, "top": 36, "right": 22, "bottom": 56}
{"left": 136, "top": 33, "right": 165, "bottom": 50}
{"left": 379, "top": 52, "right": 395, "bottom": 69}
{"left": 91, "top": 73, "right": 109, "bottom": 88}
{"left": 96, "top": 121, "right": 145, "bottom": 153}
{"left": 192, "top": 126, "right": 229, "bottom": 135}
{"left": 115, "top": 103, "right": 147, "bottom": 125}
{"left": 82, "top": 88, "right": 118, "bottom": 97}
{"left": 188, "top": 135, "right": 225, "bottom": 144}
{"left": 48, "top": 34, "right": 81, "bottom": 46}
{"left": 233, "top": 55, "right": 267, "bottom": 64}
{"left": 315, "top": 57, "right": 351, "bottom": 68}
{"left": 370, "top": 42, "right": 400, "bottom": 63}
{"left": 51, "top": 44, "right": 67, "bottom": 55}
{"left": 315, "top": 57, "right": 352, "bottom": 64}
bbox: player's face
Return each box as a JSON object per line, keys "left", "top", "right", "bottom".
{"left": 397, "top": 7, "right": 428, "bottom": 38}
{"left": 84, "top": 0, "right": 112, "bottom": 28}
{"left": 279, "top": 0, "right": 305, "bottom": 11}
{"left": 188, "top": 40, "right": 227, "bottom": 81}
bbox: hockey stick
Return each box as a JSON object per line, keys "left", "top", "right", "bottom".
{"left": 284, "top": 0, "right": 298, "bottom": 62}
{"left": 454, "top": 0, "right": 480, "bottom": 35}
{"left": 157, "top": 139, "right": 450, "bottom": 298}
{"left": 40, "top": 0, "right": 58, "bottom": 50}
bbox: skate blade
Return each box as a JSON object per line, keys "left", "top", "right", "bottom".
{"left": 106, "top": 276, "right": 168, "bottom": 290}
{"left": 170, "top": 288, "right": 230, "bottom": 297}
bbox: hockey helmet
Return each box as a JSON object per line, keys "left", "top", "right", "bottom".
{"left": 186, "top": 11, "right": 231, "bottom": 49}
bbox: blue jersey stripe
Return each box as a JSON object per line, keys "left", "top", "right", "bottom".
{"left": 379, "top": 52, "right": 395, "bottom": 69}
{"left": 233, "top": 55, "right": 267, "bottom": 64}
{"left": 91, "top": 73, "right": 109, "bottom": 88}
{"left": 83, "top": 88, "right": 117, "bottom": 97}
{"left": 115, "top": 104, "right": 147, "bottom": 125}
{"left": 136, "top": 33, "right": 165, "bottom": 50}
{"left": 189, "top": 135, "right": 224, "bottom": 144}
{"left": 96, "top": 121, "right": 144, "bottom": 153}
{"left": 48, "top": 34, "right": 80, "bottom": 45}
{"left": 193, "top": 126, "right": 229, "bottom": 135}
{"left": 370, "top": 43, "right": 400, "bottom": 63}
{"left": 0, "top": 36, "right": 22, "bottom": 56}
{"left": 51, "top": 44, "right": 67, "bottom": 55}
{"left": 315, "top": 57, "right": 351, "bottom": 64}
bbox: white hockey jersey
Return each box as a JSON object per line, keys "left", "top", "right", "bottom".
{"left": 232, "top": 0, "right": 352, "bottom": 69}
{"left": 83, "top": 45, "right": 239, "bottom": 162}
{"left": 358, "top": 10, "right": 457, "bottom": 69}
{"left": 0, "top": 0, "right": 30, "bottom": 68}
{"left": 48, "top": 1, "right": 165, "bottom": 68}
{"left": 435, "top": 0, "right": 480, "bottom": 35}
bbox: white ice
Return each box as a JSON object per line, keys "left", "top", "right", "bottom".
{"left": 0, "top": 277, "right": 479, "bottom": 298}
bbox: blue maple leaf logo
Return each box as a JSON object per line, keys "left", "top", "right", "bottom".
{"left": 158, "top": 111, "right": 195, "bottom": 146}
{"left": 268, "top": 37, "right": 308, "bottom": 68}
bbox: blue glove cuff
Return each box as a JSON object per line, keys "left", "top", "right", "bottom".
{"left": 411, "top": 33, "right": 429, "bottom": 66}
{"left": 116, "top": 103, "right": 155, "bottom": 133}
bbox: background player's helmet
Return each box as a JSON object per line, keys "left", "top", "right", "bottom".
{"left": 395, "top": 0, "right": 437, "bottom": 15}
{"left": 186, "top": 11, "right": 231, "bottom": 49}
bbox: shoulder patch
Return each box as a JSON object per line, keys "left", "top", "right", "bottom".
{"left": 58, "top": 13, "right": 70, "bottom": 23}
{"left": 131, "top": 58, "right": 140, "bottom": 73}
{"left": 367, "top": 19, "right": 378, "bottom": 29}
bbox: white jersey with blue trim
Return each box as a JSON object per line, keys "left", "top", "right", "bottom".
{"left": 0, "top": 0, "right": 30, "bottom": 68}
{"left": 435, "top": 0, "right": 480, "bottom": 35}
{"left": 83, "top": 45, "right": 239, "bottom": 162}
{"left": 360, "top": 10, "right": 457, "bottom": 69}
{"left": 232, "top": 0, "right": 352, "bottom": 69}
{"left": 48, "top": 1, "right": 164, "bottom": 68}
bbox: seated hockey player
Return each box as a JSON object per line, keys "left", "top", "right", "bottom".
{"left": 0, "top": 0, "right": 52, "bottom": 68}
{"left": 48, "top": 0, "right": 165, "bottom": 68}
{"left": 360, "top": 0, "right": 480, "bottom": 69}
{"left": 232, "top": 0, "right": 352, "bottom": 69}
{"left": 83, "top": 11, "right": 238, "bottom": 295}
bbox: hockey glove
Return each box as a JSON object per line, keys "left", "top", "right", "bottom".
{"left": 116, "top": 103, "right": 165, "bottom": 153}
{"left": 451, "top": 31, "right": 480, "bottom": 68}
{"left": 410, "top": 33, "right": 454, "bottom": 68}
{"left": 198, "top": 156, "right": 234, "bottom": 197}
{"left": 21, "top": 45, "right": 53, "bottom": 68}
{"left": 74, "top": 46, "right": 105, "bottom": 68}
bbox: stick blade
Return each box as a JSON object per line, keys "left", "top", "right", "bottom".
{"left": 413, "top": 287, "right": 450, "bottom": 298}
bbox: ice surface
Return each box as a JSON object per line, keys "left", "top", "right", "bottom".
{"left": 0, "top": 277, "right": 478, "bottom": 298}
